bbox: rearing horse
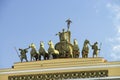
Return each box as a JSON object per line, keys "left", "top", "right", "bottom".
{"left": 29, "top": 43, "right": 39, "bottom": 61}
{"left": 39, "top": 41, "right": 49, "bottom": 60}
{"left": 73, "top": 39, "right": 80, "bottom": 58}
{"left": 48, "top": 40, "right": 59, "bottom": 59}
{"left": 82, "top": 39, "right": 90, "bottom": 58}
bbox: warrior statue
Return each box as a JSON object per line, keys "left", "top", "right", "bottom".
{"left": 82, "top": 39, "right": 90, "bottom": 58}
{"left": 91, "top": 42, "right": 100, "bottom": 58}
{"left": 19, "top": 47, "right": 29, "bottom": 62}
{"left": 56, "top": 29, "right": 66, "bottom": 42}
{"left": 56, "top": 28, "right": 71, "bottom": 43}
{"left": 66, "top": 18, "right": 72, "bottom": 30}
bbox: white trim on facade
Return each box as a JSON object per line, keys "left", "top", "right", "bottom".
{"left": 0, "top": 64, "right": 120, "bottom": 75}
{"left": 67, "top": 76, "right": 120, "bottom": 80}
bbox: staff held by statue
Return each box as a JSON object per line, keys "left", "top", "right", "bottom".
{"left": 14, "top": 47, "right": 21, "bottom": 61}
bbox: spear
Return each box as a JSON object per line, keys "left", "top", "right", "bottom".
{"left": 14, "top": 47, "right": 21, "bottom": 61}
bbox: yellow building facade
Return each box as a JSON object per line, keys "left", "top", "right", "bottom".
{"left": 0, "top": 57, "right": 120, "bottom": 80}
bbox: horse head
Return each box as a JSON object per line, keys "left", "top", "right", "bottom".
{"left": 48, "top": 40, "right": 54, "bottom": 48}
{"left": 29, "top": 43, "right": 36, "bottom": 49}
{"left": 40, "top": 41, "right": 44, "bottom": 48}
{"left": 39, "top": 41, "right": 47, "bottom": 54}
{"left": 82, "top": 39, "right": 90, "bottom": 58}
{"left": 73, "top": 39, "right": 78, "bottom": 45}
{"left": 73, "top": 39, "right": 79, "bottom": 50}
{"left": 83, "top": 39, "right": 90, "bottom": 46}
{"left": 48, "top": 40, "right": 59, "bottom": 57}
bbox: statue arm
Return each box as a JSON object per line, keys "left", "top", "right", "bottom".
{"left": 56, "top": 33, "right": 58, "bottom": 36}
{"left": 97, "top": 44, "right": 101, "bottom": 50}
{"left": 55, "top": 32, "right": 60, "bottom": 36}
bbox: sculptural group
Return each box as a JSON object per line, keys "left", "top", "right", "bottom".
{"left": 18, "top": 19, "right": 101, "bottom": 62}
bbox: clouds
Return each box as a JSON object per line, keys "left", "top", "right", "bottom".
{"left": 107, "top": 2, "right": 120, "bottom": 61}
{"left": 107, "top": 3, "right": 120, "bottom": 29}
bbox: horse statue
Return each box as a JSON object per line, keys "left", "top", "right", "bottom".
{"left": 82, "top": 39, "right": 90, "bottom": 58}
{"left": 73, "top": 39, "right": 80, "bottom": 58}
{"left": 29, "top": 43, "right": 39, "bottom": 61}
{"left": 39, "top": 41, "right": 49, "bottom": 60}
{"left": 48, "top": 40, "right": 59, "bottom": 59}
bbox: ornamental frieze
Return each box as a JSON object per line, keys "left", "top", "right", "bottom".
{"left": 8, "top": 70, "right": 108, "bottom": 80}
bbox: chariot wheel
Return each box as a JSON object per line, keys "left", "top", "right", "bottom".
{"left": 55, "top": 41, "right": 73, "bottom": 58}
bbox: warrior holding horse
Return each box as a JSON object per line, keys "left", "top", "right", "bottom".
{"left": 82, "top": 39, "right": 90, "bottom": 58}
{"left": 39, "top": 41, "right": 49, "bottom": 60}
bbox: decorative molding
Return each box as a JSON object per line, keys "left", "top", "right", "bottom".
{"left": 0, "top": 64, "right": 120, "bottom": 74}
{"left": 8, "top": 70, "right": 108, "bottom": 80}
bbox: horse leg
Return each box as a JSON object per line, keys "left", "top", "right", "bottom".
{"left": 25, "top": 58, "right": 28, "bottom": 62}
{"left": 82, "top": 53, "right": 85, "bottom": 58}
{"left": 47, "top": 54, "right": 49, "bottom": 60}
{"left": 73, "top": 51, "right": 75, "bottom": 58}
{"left": 21, "top": 58, "right": 23, "bottom": 62}
{"left": 82, "top": 51, "right": 85, "bottom": 58}
{"left": 44, "top": 55, "right": 46, "bottom": 60}
{"left": 52, "top": 54, "right": 56, "bottom": 59}
{"left": 93, "top": 53, "right": 95, "bottom": 58}
{"left": 55, "top": 54, "right": 59, "bottom": 59}
{"left": 39, "top": 54, "right": 41, "bottom": 60}
{"left": 54, "top": 54, "right": 56, "bottom": 59}
{"left": 35, "top": 56, "right": 37, "bottom": 61}
{"left": 76, "top": 53, "right": 79, "bottom": 58}
{"left": 74, "top": 51, "right": 78, "bottom": 58}
{"left": 74, "top": 52, "right": 77, "bottom": 58}
{"left": 54, "top": 55, "right": 56, "bottom": 59}
{"left": 56, "top": 54, "right": 59, "bottom": 58}
{"left": 86, "top": 53, "right": 88, "bottom": 58}
{"left": 31, "top": 55, "right": 32, "bottom": 61}
{"left": 45, "top": 54, "right": 49, "bottom": 60}
{"left": 42, "top": 54, "right": 45, "bottom": 60}
{"left": 52, "top": 54, "right": 54, "bottom": 59}
{"left": 36, "top": 54, "right": 39, "bottom": 61}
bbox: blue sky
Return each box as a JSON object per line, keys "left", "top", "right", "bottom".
{"left": 0, "top": 0, "right": 120, "bottom": 68}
